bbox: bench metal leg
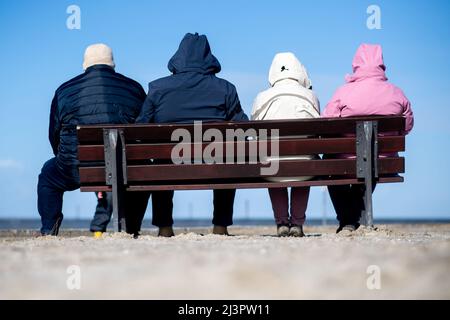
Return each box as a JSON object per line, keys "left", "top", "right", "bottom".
{"left": 362, "top": 176, "right": 373, "bottom": 227}
{"left": 356, "top": 121, "right": 378, "bottom": 227}
{"left": 104, "top": 129, "right": 127, "bottom": 232}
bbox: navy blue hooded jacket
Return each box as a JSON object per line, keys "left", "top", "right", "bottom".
{"left": 49, "top": 64, "right": 146, "bottom": 168}
{"left": 136, "top": 33, "right": 248, "bottom": 124}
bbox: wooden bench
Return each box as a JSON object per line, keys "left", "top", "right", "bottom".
{"left": 77, "top": 116, "right": 406, "bottom": 232}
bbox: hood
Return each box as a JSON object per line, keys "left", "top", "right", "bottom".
{"left": 345, "top": 44, "right": 387, "bottom": 83}
{"left": 168, "top": 33, "right": 221, "bottom": 75}
{"left": 268, "top": 52, "right": 312, "bottom": 89}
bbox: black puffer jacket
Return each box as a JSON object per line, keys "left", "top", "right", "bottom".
{"left": 49, "top": 65, "right": 146, "bottom": 169}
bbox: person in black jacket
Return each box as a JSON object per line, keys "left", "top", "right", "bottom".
{"left": 38, "top": 43, "right": 147, "bottom": 236}
{"left": 135, "top": 33, "right": 248, "bottom": 237}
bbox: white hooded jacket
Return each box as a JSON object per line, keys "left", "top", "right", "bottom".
{"left": 251, "top": 52, "right": 320, "bottom": 121}
{"left": 251, "top": 52, "right": 320, "bottom": 182}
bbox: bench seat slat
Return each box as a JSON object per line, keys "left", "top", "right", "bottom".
{"left": 79, "top": 157, "right": 404, "bottom": 184}
{"left": 79, "top": 176, "right": 403, "bottom": 192}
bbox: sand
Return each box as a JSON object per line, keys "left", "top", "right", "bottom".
{"left": 0, "top": 224, "right": 449, "bottom": 299}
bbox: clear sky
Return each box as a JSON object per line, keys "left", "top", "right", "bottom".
{"left": 0, "top": 0, "right": 449, "bottom": 221}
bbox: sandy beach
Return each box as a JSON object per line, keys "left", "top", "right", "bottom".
{"left": 1, "top": 224, "right": 449, "bottom": 300}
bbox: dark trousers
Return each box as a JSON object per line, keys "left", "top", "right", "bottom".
{"left": 124, "top": 191, "right": 149, "bottom": 234}
{"left": 148, "top": 189, "right": 236, "bottom": 227}
{"left": 268, "top": 187, "right": 310, "bottom": 226}
{"left": 327, "top": 183, "right": 377, "bottom": 228}
{"left": 37, "top": 158, "right": 79, "bottom": 235}
{"left": 38, "top": 158, "right": 147, "bottom": 235}
{"left": 90, "top": 192, "right": 113, "bottom": 232}
{"left": 90, "top": 191, "right": 149, "bottom": 234}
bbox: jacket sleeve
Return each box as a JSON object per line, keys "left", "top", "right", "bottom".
{"left": 250, "top": 98, "right": 258, "bottom": 120}
{"left": 135, "top": 85, "right": 155, "bottom": 123}
{"left": 322, "top": 88, "right": 344, "bottom": 118}
{"left": 312, "top": 90, "right": 321, "bottom": 115}
{"left": 137, "top": 84, "right": 148, "bottom": 113}
{"left": 250, "top": 93, "right": 265, "bottom": 120}
{"left": 400, "top": 91, "right": 414, "bottom": 134}
{"left": 226, "top": 84, "right": 249, "bottom": 121}
{"left": 48, "top": 93, "right": 61, "bottom": 156}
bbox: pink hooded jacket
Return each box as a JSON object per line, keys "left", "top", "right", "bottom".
{"left": 323, "top": 44, "right": 414, "bottom": 134}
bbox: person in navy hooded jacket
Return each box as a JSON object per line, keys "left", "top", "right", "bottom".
{"left": 136, "top": 33, "right": 248, "bottom": 237}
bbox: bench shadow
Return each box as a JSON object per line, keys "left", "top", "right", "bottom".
{"left": 174, "top": 232, "right": 323, "bottom": 238}
{"left": 257, "top": 233, "right": 322, "bottom": 238}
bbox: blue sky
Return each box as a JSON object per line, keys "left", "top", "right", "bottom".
{"left": 0, "top": 0, "right": 449, "bottom": 221}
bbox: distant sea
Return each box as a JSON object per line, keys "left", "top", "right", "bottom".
{"left": 0, "top": 218, "right": 449, "bottom": 230}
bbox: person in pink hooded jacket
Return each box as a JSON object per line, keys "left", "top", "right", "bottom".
{"left": 322, "top": 44, "right": 414, "bottom": 233}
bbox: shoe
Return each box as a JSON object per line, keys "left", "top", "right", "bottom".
{"left": 277, "top": 224, "right": 290, "bottom": 237}
{"left": 212, "top": 225, "right": 229, "bottom": 236}
{"left": 336, "top": 224, "right": 358, "bottom": 234}
{"left": 289, "top": 225, "right": 305, "bottom": 237}
{"left": 158, "top": 226, "right": 175, "bottom": 237}
{"left": 41, "top": 216, "right": 63, "bottom": 236}
{"left": 93, "top": 231, "right": 103, "bottom": 239}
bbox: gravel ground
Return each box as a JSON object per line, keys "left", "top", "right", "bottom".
{"left": 0, "top": 224, "right": 449, "bottom": 299}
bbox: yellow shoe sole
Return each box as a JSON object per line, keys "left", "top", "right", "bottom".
{"left": 94, "top": 231, "right": 103, "bottom": 239}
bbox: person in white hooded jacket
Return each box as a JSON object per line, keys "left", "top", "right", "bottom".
{"left": 251, "top": 52, "right": 320, "bottom": 237}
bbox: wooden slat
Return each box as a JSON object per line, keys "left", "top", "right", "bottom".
{"left": 79, "top": 157, "right": 404, "bottom": 184}
{"left": 126, "top": 158, "right": 404, "bottom": 181}
{"left": 77, "top": 116, "right": 405, "bottom": 144}
{"left": 125, "top": 176, "right": 404, "bottom": 191}
{"left": 77, "top": 136, "right": 405, "bottom": 161}
{"left": 80, "top": 166, "right": 106, "bottom": 183}
{"left": 78, "top": 145, "right": 104, "bottom": 161}
{"left": 80, "top": 186, "right": 112, "bottom": 192}
{"left": 79, "top": 176, "right": 403, "bottom": 192}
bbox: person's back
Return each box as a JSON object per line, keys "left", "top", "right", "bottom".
{"left": 322, "top": 44, "right": 414, "bottom": 234}
{"left": 252, "top": 52, "right": 319, "bottom": 122}
{"left": 136, "top": 33, "right": 248, "bottom": 237}
{"left": 137, "top": 33, "right": 247, "bottom": 124}
{"left": 39, "top": 43, "right": 146, "bottom": 236}
{"left": 251, "top": 52, "right": 320, "bottom": 237}
{"left": 323, "top": 44, "right": 413, "bottom": 133}
{"left": 52, "top": 59, "right": 146, "bottom": 171}
{"left": 252, "top": 52, "right": 320, "bottom": 181}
